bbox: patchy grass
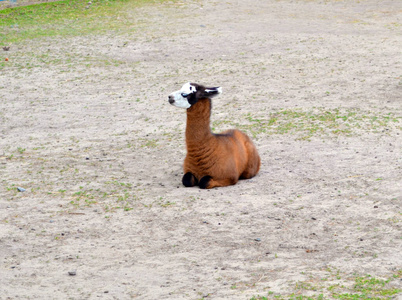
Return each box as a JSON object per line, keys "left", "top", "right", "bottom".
{"left": 0, "top": 0, "right": 168, "bottom": 44}
{"left": 66, "top": 181, "right": 141, "bottom": 212}
{"left": 251, "top": 269, "right": 402, "bottom": 300}
{"left": 0, "top": 177, "right": 142, "bottom": 213}
{"left": 213, "top": 108, "right": 401, "bottom": 140}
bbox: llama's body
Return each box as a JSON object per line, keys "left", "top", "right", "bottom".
{"left": 168, "top": 83, "right": 260, "bottom": 189}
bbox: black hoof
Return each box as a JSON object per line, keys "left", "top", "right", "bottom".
{"left": 182, "top": 172, "right": 198, "bottom": 187}
{"left": 199, "top": 176, "right": 212, "bottom": 189}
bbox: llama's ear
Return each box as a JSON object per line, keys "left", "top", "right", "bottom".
{"left": 204, "top": 87, "right": 222, "bottom": 98}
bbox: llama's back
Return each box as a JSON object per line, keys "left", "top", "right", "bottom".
{"left": 235, "top": 130, "right": 260, "bottom": 179}
{"left": 216, "top": 129, "right": 260, "bottom": 179}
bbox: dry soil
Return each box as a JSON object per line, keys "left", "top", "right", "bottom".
{"left": 0, "top": 0, "right": 401, "bottom": 299}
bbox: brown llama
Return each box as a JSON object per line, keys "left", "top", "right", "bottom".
{"left": 168, "top": 82, "right": 260, "bottom": 189}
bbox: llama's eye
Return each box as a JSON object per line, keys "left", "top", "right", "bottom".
{"left": 181, "top": 93, "right": 189, "bottom": 98}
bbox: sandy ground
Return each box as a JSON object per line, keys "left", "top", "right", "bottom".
{"left": 1, "top": 0, "right": 401, "bottom": 299}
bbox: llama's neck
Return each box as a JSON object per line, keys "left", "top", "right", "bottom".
{"left": 185, "top": 98, "right": 213, "bottom": 144}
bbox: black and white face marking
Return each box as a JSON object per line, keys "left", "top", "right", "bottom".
{"left": 168, "top": 82, "right": 196, "bottom": 109}
{"left": 168, "top": 82, "right": 222, "bottom": 109}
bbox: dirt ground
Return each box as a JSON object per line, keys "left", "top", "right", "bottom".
{"left": 0, "top": 0, "right": 401, "bottom": 299}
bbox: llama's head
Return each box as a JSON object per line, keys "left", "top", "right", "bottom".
{"left": 168, "top": 82, "right": 222, "bottom": 109}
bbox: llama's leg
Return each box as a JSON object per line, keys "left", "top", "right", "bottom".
{"left": 199, "top": 176, "right": 238, "bottom": 189}
{"left": 240, "top": 156, "right": 260, "bottom": 179}
{"left": 240, "top": 142, "right": 261, "bottom": 179}
{"left": 182, "top": 172, "right": 198, "bottom": 187}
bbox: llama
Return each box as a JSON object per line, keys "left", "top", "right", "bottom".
{"left": 168, "top": 82, "right": 260, "bottom": 189}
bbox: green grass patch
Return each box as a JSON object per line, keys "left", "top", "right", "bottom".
{"left": 0, "top": 0, "right": 167, "bottom": 44}
{"left": 59, "top": 181, "right": 140, "bottom": 212}
{"left": 250, "top": 270, "right": 401, "bottom": 300}
{"left": 213, "top": 108, "right": 401, "bottom": 140}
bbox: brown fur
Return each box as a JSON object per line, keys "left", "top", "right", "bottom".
{"left": 183, "top": 98, "right": 260, "bottom": 189}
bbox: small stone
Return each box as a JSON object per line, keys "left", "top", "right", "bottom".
{"left": 374, "top": 205, "right": 378, "bottom": 208}
{"left": 68, "top": 270, "right": 76, "bottom": 276}
{"left": 17, "top": 187, "right": 26, "bottom": 192}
